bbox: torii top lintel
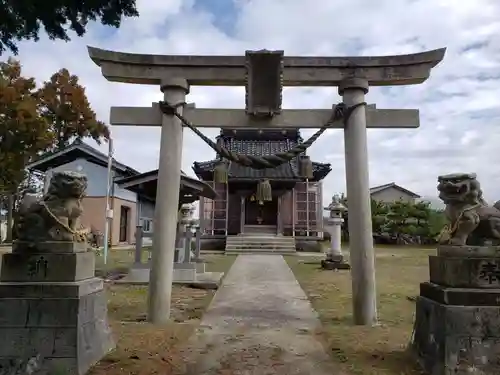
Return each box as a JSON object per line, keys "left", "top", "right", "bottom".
{"left": 87, "top": 46, "right": 446, "bottom": 87}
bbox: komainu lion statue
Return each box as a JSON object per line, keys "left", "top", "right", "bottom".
{"left": 14, "top": 171, "right": 90, "bottom": 244}
{"left": 437, "top": 172, "right": 500, "bottom": 246}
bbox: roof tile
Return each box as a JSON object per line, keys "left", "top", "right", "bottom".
{"left": 192, "top": 130, "right": 331, "bottom": 181}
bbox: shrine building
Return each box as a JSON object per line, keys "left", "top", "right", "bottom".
{"left": 193, "top": 128, "right": 331, "bottom": 251}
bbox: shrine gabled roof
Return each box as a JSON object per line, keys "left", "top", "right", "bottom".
{"left": 115, "top": 169, "right": 216, "bottom": 202}
{"left": 193, "top": 129, "right": 331, "bottom": 181}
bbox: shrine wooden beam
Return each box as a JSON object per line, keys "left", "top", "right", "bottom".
{"left": 88, "top": 46, "right": 446, "bottom": 87}
{"left": 110, "top": 103, "right": 419, "bottom": 129}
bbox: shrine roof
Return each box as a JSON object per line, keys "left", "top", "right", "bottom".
{"left": 115, "top": 169, "right": 216, "bottom": 203}
{"left": 193, "top": 128, "right": 331, "bottom": 181}
{"left": 218, "top": 128, "right": 301, "bottom": 141}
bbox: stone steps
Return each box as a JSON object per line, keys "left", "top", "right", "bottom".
{"left": 228, "top": 243, "right": 294, "bottom": 247}
{"left": 228, "top": 238, "right": 295, "bottom": 244}
{"left": 225, "top": 234, "right": 296, "bottom": 255}
{"left": 225, "top": 249, "right": 296, "bottom": 255}
{"left": 242, "top": 225, "right": 277, "bottom": 235}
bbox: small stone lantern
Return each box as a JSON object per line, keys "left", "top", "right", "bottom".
{"left": 321, "top": 195, "right": 350, "bottom": 270}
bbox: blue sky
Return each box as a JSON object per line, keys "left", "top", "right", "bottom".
{"left": 192, "top": 0, "right": 239, "bottom": 35}
{"left": 9, "top": 0, "right": 500, "bottom": 207}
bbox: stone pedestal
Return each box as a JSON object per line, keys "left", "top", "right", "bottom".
{"left": 0, "top": 242, "right": 114, "bottom": 375}
{"left": 411, "top": 245, "right": 500, "bottom": 375}
{"left": 118, "top": 261, "right": 208, "bottom": 284}
{"left": 321, "top": 258, "right": 351, "bottom": 270}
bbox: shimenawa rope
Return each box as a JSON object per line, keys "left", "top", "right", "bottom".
{"left": 40, "top": 201, "right": 89, "bottom": 242}
{"left": 436, "top": 203, "right": 480, "bottom": 243}
{"left": 158, "top": 101, "right": 366, "bottom": 170}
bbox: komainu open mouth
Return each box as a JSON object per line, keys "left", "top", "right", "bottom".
{"left": 442, "top": 183, "right": 467, "bottom": 195}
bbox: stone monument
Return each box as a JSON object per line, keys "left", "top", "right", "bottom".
{"left": 321, "top": 195, "right": 350, "bottom": 270}
{"left": 411, "top": 173, "right": 500, "bottom": 374}
{"left": 0, "top": 171, "right": 114, "bottom": 375}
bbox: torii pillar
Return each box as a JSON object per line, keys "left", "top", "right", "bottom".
{"left": 88, "top": 46, "right": 446, "bottom": 325}
{"left": 340, "top": 77, "right": 378, "bottom": 323}
{"left": 147, "top": 78, "right": 188, "bottom": 323}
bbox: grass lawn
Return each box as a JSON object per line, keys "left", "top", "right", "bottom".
{"left": 286, "top": 247, "right": 433, "bottom": 375}
{"left": 89, "top": 249, "right": 236, "bottom": 375}
{"left": 94, "top": 248, "right": 145, "bottom": 278}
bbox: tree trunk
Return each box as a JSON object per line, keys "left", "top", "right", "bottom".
{"left": 5, "top": 195, "right": 13, "bottom": 242}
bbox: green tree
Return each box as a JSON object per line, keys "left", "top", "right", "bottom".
{"left": 384, "top": 200, "right": 411, "bottom": 236}
{"left": 0, "top": 0, "right": 139, "bottom": 55}
{"left": 339, "top": 194, "right": 445, "bottom": 244}
{"left": 428, "top": 208, "right": 447, "bottom": 238}
{"left": 0, "top": 58, "right": 52, "bottom": 240}
{"left": 38, "top": 68, "right": 110, "bottom": 151}
{"left": 378, "top": 199, "right": 445, "bottom": 242}
{"left": 371, "top": 199, "right": 390, "bottom": 233}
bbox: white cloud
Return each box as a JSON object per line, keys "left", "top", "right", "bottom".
{"left": 9, "top": 0, "right": 500, "bottom": 207}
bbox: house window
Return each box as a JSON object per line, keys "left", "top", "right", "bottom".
{"left": 141, "top": 218, "right": 153, "bottom": 233}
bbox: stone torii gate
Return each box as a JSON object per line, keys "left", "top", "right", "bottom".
{"left": 88, "top": 46, "right": 445, "bottom": 326}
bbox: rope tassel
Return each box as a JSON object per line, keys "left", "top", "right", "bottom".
{"left": 256, "top": 179, "right": 272, "bottom": 204}
{"left": 213, "top": 159, "right": 228, "bottom": 184}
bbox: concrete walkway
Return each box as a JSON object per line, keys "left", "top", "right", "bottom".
{"left": 177, "top": 254, "right": 343, "bottom": 374}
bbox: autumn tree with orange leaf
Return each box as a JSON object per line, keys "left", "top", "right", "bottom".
{"left": 37, "top": 69, "right": 110, "bottom": 151}
{"left": 0, "top": 58, "right": 53, "bottom": 240}
{"left": 0, "top": 63, "right": 110, "bottom": 242}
